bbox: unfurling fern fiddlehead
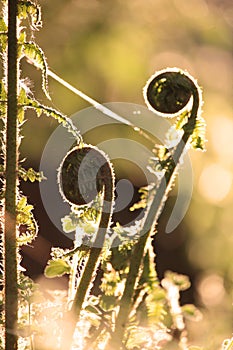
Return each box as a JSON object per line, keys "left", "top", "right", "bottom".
{"left": 107, "top": 68, "right": 204, "bottom": 349}
{"left": 58, "top": 144, "right": 115, "bottom": 349}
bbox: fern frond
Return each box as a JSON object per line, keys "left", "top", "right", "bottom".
{"left": 16, "top": 196, "right": 38, "bottom": 245}
{"left": 18, "top": 166, "right": 46, "bottom": 182}
{"left": 18, "top": 1, "right": 42, "bottom": 30}
{"left": 0, "top": 80, "right": 7, "bottom": 118}
{"left": 61, "top": 195, "right": 102, "bottom": 237}
{"left": 0, "top": 17, "right": 7, "bottom": 33}
{"left": 100, "top": 264, "right": 120, "bottom": 297}
{"left": 0, "top": 17, "right": 7, "bottom": 52}
{"left": 28, "top": 101, "right": 81, "bottom": 139}
{"left": 44, "top": 259, "right": 71, "bottom": 278}
{"left": 22, "top": 41, "right": 50, "bottom": 99}
{"left": 18, "top": 85, "right": 82, "bottom": 139}
{"left": 172, "top": 103, "right": 206, "bottom": 151}
{"left": 130, "top": 187, "right": 149, "bottom": 212}
{"left": 190, "top": 115, "right": 206, "bottom": 150}
{"left": 145, "top": 287, "right": 167, "bottom": 324}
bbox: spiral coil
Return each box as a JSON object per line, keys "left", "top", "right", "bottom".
{"left": 58, "top": 144, "right": 114, "bottom": 206}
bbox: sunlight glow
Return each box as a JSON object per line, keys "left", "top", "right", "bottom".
{"left": 211, "top": 115, "right": 233, "bottom": 160}
{"left": 197, "top": 274, "right": 225, "bottom": 306}
{"left": 198, "top": 163, "right": 232, "bottom": 203}
{"left": 174, "top": 0, "right": 209, "bottom": 18}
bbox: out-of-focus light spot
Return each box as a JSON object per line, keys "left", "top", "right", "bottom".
{"left": 174, "top": 0, "right": 209, "bottom": 18}
{"left": 195, "top": 48, "right": 232, "bottom": 92}
{"left": 211, "top": 115, "right": 233, "bottom": 160}
{"left": 198, "top": 163, "right": 232, "bottom": 203}
{"left": 197, "top": 274, "right": 225, "bottom": 306}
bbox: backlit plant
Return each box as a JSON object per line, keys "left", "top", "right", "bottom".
{"left": 0, "top": 1, "right": 232, "bottom": 350}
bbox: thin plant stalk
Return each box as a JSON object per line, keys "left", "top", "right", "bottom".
{"left": 48, "top": 69, "right": 158, "bottom": 145}
{"left": 59, "top": 148, "right": 115, "bottom": 349}
{"left": 61, "top": 188, "right": 114, "bottom": 350}
{"left": 67, "top": 249, "right": 79, "bottom": 304}
{"left": 107, "top": 71, "right": 201, "bottom": 349}
{"left": 4, "top": 0, "right": 18, "bottom": 349}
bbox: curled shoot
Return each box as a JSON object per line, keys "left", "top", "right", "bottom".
{"left": 108, "top": 68, "right": 204, "bottom": 349}
{"left": 58, "top": 144, "right": 115, "bottom": 348}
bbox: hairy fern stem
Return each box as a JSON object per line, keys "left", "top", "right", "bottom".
{"left": 107, "top": 69, "right": 202, "bottom": 349}
{"left": 58, "top": 145, "right": 115, "bottom": 349}
{"left": 4, "top": 0, "right": 19, "bottom": 349}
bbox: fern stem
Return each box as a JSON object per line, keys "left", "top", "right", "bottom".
{"left": 47, "top": 69, "right": 133, "bottom": 126}
{"left": 107, "top": 70, "right": 201, "bottom": 349}
{"left": 47, "top": 69, "right": 158, "bottom": 145}
{"left": 4, "top": 0, "right": 18, "bottom": 349}
{"left": 60, "top": 163, "right": 114, "bottom": 349}
{"left": 67, "top": 250, "right": 79, "bottom": 304}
